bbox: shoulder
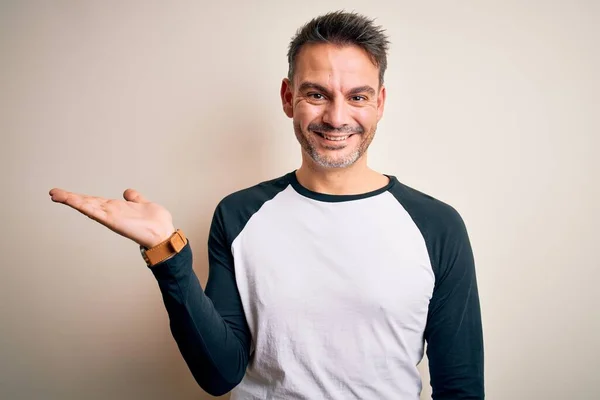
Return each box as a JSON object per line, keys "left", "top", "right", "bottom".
{"left": 216, "top": 172, "right": 292, "bottom": 213}
{"left": 210, "top": 172, "right": 292, "bottom": 243}
{"left": 387, "top": 176, "right": 468, "bottom": 241}
{"left": 387, "top": 177, "right": 475, "bottom": 281}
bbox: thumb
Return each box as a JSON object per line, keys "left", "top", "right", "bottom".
{"left": 123, "top": 188, "right": 149, "bottom": 203}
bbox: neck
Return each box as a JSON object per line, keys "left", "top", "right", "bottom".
{"left": 295, "top": 155, "right": 389, "bottom": 195}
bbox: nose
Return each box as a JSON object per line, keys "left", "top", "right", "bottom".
{"left": 322, "top": 98, "right": 349, "bottom": 129}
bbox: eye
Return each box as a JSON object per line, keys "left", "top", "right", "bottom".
{"left": 351, "top": 95, "right": 367, "bottom": 102}
{"left": 308, "top": 92, "right": 325, "bottom": 100}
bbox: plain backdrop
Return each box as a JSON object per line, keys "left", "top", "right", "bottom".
{"left": 1, "top": 1, "right": 598, "bottom": 399}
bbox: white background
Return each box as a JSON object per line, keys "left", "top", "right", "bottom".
{"left": 1, "top": 1, "right": 598, "bottom": 399}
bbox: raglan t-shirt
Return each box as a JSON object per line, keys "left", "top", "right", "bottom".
{"left": 150, "top": 171, "right": 484, "bottom": 399}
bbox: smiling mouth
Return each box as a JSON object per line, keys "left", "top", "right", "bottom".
{"left": 314, "top": 132, "right": 354, "bottom": 141}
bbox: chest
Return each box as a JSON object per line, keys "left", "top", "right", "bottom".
{"left": 232, "top": 198, "right": 435, "bottom": 333}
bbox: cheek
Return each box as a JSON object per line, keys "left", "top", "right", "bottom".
{"left": 354, "top": 108, "right": 378, "bottom": 129}
{"left": 294, "top": 103, "right": 321, "bottom": 128}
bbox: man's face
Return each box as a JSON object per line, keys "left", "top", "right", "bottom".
{"left": 281, "top": 43, "right": 386, "bottom": 169}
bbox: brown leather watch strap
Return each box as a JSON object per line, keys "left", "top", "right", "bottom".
{"left": 141, "top": 229, "right": 187, "bottom": 267}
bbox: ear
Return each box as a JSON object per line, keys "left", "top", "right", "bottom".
{"left": 280, "top": 78, "right": 294, "bottom": 118}
{"left": 377, "top": 85, "right": 386, "bottom": 121}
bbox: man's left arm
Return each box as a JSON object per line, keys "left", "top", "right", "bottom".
{"left": 424, "top": 208, "right": 484, "bottom": 399}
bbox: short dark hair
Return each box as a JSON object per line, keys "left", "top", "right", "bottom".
{"left": 287, "top": 11, "right": 390, "bottom": 86}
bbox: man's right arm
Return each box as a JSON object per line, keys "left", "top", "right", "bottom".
{"left": 48, "top": 187, "right": 251, "bottom": 395}
{"left": 150, "top": 207, "right": 251, "bottom": 396}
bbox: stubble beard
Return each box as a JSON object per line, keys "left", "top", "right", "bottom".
{"left": 293, "top": 121, "right": 376, "bottom": 169}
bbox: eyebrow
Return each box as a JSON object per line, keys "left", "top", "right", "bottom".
{"left": 298, "top": 82, "right": 332, "bottom": 97}
{"left": 298, "top": 82, "right": 377, "bottom": 97}
{"left": 347, "top": 85, "right": 377, "bottom": 97}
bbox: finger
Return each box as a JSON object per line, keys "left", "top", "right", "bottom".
{"left": 50, "top": 189, "right": 113, "bottom": 226}
{"left": 123, "top": 188, "right": 149, "bottom": 203}
{"left": 49, "top": 188, "right": 71, "bottom": 203}
{"left": 50, "top": 189, "right": 104, "bottom": 213}
{"left": 50, "top": 189, "right": 90, "bottom": 206}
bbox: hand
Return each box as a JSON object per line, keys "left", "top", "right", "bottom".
{"left": 49, "top": 188, "right": 176, "bottom": 248}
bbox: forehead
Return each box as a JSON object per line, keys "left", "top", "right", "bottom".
{"left": 293, "top": 43, "right": 379, "bottom": 88}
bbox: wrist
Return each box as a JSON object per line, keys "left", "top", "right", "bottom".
{"left": 148, "top": 225, "right": 176, "bottom": 248}
{"left": 141, "top": 229, "right": 187, "bottom": 267}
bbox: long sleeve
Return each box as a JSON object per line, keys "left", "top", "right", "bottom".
{"left": 150, "top": 209, "right": 251, "bottom": 396}
{"left": 424, "top": 208, "right": 484, "bottom": 399}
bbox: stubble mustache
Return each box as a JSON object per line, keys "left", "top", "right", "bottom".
{"left": 307, "top": 123, "right": 364, "bottom": 135}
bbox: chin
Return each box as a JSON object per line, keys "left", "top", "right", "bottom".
{"left": 310, "top": 150, "right": 362, "bottom": 169}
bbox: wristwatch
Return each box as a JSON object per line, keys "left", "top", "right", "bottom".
{"left": 140, "top": 229, "right": 187, "bottom": 267}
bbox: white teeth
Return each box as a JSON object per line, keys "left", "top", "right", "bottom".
{"left": 323, "top": 134, "right": 349, "bottom": 141}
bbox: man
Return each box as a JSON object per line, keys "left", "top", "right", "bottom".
{"left": 49, "top": 11, "right": 484, "bottom": 400}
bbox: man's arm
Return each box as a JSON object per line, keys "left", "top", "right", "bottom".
{"left": 47, "top": 187, "right": 251, "bottom": 395}
{"left": 424, "top": 208, "right": 484, "bottom": 399}
{"left": 150, "top": 207, "right": 251, "bottom": 396}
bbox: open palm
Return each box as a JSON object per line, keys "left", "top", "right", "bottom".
{"left": 49, "top": 188, "right": 175, "bottom": 248}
